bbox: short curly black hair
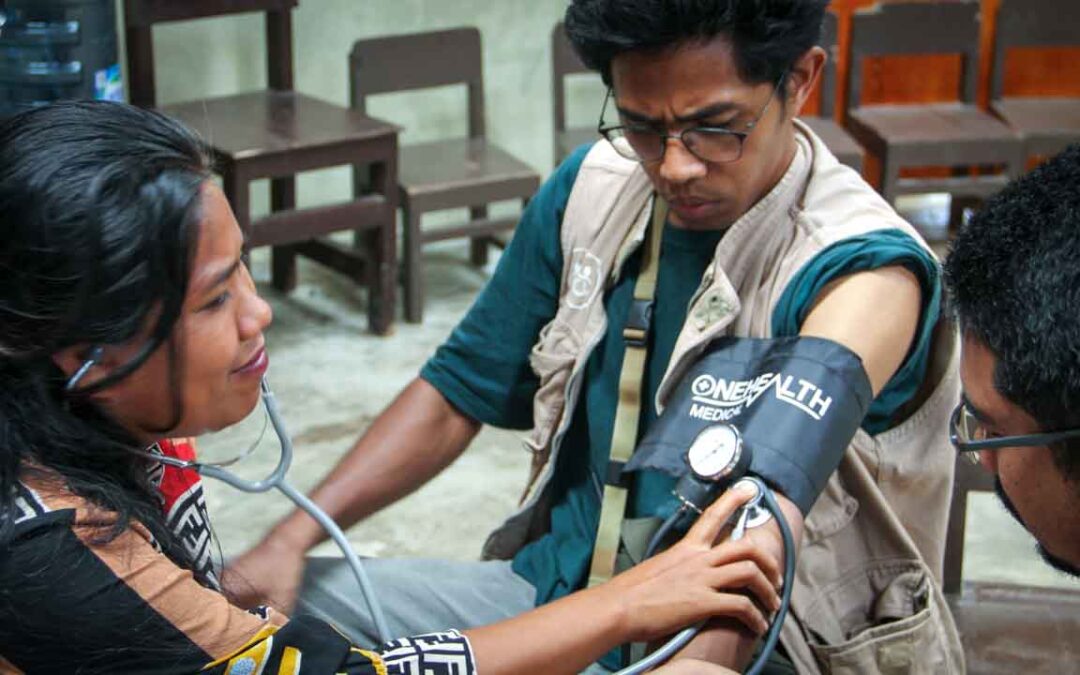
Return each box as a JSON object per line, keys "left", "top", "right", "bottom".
{"left": 945, "top": 144, "right": 1080, "bottom": 485}
{"left": 564, "top": 0, "right": 829, "bottom": 87}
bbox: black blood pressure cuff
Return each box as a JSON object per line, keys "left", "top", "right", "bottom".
{"left": 626, "top": 336, "right": 873, "bottom": 515}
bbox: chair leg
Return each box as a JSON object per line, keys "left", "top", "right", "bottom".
{"left": 362, "top": 221, "right": 395, "bottom": 336}
{"left": 270, "top": 176, "right": 298, "bottom": 292}
{"left": 949, "top": 195, "right": 981, "bottom": 234}
{"left": 880, "top": 150, "right": 901, "bottom": 206}
{"left": 943, "top": 489, "right": 967, "bottom": 596}
{"left": 470, "top": 205, "right": 489, "bottom": 267}
{"left": 222, "top": 167, "right": 252, "bottom": 268}
{"left": 403, "top": 205, "right": 424, "bottom": 324}
{"left": 1006, "top": 145, "right": 1028, "bottom": 181}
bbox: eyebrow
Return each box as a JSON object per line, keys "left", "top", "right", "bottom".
{"left": 616, "top": 100, "right": 742, "bottom": 126}
{"left": 961, "top": 393, "right": 997, "bottom": 426}
{"left": 196, "top": 259, "right": 241, "bottom": 295}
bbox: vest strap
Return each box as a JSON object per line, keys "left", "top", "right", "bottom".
{"left": 587, "top": 196, "right": 666, "bottom": 588}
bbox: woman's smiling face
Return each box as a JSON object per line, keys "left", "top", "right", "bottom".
{"left": 92, "top": 183, "right": 274, "bottom": 442}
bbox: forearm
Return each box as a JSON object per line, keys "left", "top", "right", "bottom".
{"left": 672, "top": 494, "right": 803, "bottom": 669}
{"left": 464, "top": 584, "right": 626, "bottom": 675}
{"left": 266, "top": 377, "right": 481, "bottom": 551}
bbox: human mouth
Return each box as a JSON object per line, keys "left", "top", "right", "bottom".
{"left": 668, "top": 198, "right": 720, "bottom": 222}
{"left": 233, "top": 346, "right": 269, "bottom": 377}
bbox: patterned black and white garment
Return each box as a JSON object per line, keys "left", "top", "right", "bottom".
{"left": 379, "top": 631, "right": 478, "bottom": 674}
{"left": 1, "top": 450, "right": 478, "bottom": 675}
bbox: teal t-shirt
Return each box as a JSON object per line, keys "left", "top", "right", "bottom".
{"left": 420, "top": 144, "right": 941, "bottom": 667}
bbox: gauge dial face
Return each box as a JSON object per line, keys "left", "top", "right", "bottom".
{"left": 686, "top": 424, "right": 742, "bottom": 481}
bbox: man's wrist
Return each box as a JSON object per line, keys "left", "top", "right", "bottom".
{"left": 266, "top": 512, "right": 324, "bottom": 553}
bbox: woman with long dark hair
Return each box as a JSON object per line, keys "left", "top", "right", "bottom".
{"left": 0, "top": 101, "right": 771, "bottom": 674}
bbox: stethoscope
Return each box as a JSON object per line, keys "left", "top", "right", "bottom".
{"left": 173, "top": 392, "right": 792, "bottom": 674}
{"left": 66, "top": 354, "right": 393, "bottom": 645}
{"left": 69, "top": 349, "right": 790, "bottom": 671}
{"left": 149, "top": 379, "right": 393, "bottom": 644}
{"left": 615, "top": 423, "right": 796, "bottom": 675}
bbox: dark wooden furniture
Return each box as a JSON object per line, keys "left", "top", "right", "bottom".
{"left": 943, "top": 454, "right": 997, "bottom": 595}
{"left": 943, "top": 455, "right": 1080, "bottom": 673}
{"left": 552, "top": 22, "right": 599, "bottom": 164}
{"left": 124, "top": 0, "right": 400, "bottom": 334}
{"left": 845, "top": 1, "right": 1024, "bottom": 210}
{"left": 800, "top": 11, "right": 865, "bottom": 172}
{"left": 991, "top": 0, "right": 1080, "bottom": 160}
{"left": 350, "top": 27, "right": 541, "bottom": 324}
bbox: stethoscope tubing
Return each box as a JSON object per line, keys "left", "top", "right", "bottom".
{"left": 151, "top": 378, "right": 393, "bottom": 645}
{"left": 615, "top": 478, "right": 795, "bottom": 675}
{"left": 152, "top": 379, "right": 794, "bottom": 670}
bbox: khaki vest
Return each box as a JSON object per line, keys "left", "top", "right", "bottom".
{"left": 483, "top": 122, "right": 965, "bottom": 674}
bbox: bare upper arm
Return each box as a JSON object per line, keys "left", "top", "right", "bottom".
{"left": 798, "top": 265, "right": 923, "bottom": 396}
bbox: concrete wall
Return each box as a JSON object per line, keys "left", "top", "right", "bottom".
{"left": 121, "top": 0, "right": 606, "bottom": 215}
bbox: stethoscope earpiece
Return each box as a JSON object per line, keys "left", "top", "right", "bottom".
{"left": 65, "top": 345, "right": 105, "bottom": 392}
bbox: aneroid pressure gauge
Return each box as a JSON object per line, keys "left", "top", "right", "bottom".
{"left": 686, "top": 423, "right": 748, "bottom": 481}
{"left": 675, "top": 423, "right": 753, "bottom": 513}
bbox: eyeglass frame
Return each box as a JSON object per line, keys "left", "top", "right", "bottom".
{"left": 596, "top": 74, "right": 786, "bottom": 165}
{"left": 948, "top": 400, "right": 1080, "bottom": 452}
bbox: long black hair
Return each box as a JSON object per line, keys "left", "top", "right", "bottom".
{"left": 0, "top": 101, "right": 212, "bottom": 573}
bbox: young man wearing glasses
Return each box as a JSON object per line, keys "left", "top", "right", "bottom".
{"left": 229, "top": 2, "right": 963, "bottom": 672}
{"left": 945, "top": 144, "right": 1080, "bottom": 577}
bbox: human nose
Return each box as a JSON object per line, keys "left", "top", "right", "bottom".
{"left": 657, "top": 135, "right": 707, "bottom": 185}
{"left": 237, "top": 264, "right": 273, "bottom": 339}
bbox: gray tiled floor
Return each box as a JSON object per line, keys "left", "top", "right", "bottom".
{"left": 202, "top": 241, "right": 1079, "bottom": 592}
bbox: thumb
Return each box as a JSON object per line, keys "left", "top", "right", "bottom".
{"left": 683, "top": 481, "right": 757, "bottom": 545}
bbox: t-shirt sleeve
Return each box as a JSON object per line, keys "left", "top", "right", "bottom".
{"left": 770, "top": 228, "right": 943, "bottom": 434}
{"left": 420, "top": 143, "right": 593, "bottom": 429}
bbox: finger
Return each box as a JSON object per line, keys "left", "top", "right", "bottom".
{"left": 684, "top": 483, "right": 758, "bottom": 545}
{"left": 706, "top": 539, "right": 783, "bottom": 588}
{"left": 706, "top": 561, "right": 781, "bottom": 612}
{"left": 703, "top": 593, "right": 770, "bottom": 635}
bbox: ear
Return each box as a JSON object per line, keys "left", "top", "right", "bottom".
{"left": 52, "top": 345, "right": 112, "bottom": 391}
{"left": 785, "top": 46, "right": 827, "bottom": 118}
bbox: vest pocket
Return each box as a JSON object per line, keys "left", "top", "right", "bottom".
{"left": 804, "top": 561, "right": 954, "bottom": 674}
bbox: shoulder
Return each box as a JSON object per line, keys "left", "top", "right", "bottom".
{"left": 800, "top": 265, "right": 924, "bottom": 395}
{"left": 4, "top": 470, "right": 99, "bottom": 538}
{"left": 530, "top": 142, "right": 594, "bottom": 222}
{"left": 795, "top": 123, "right": 927, "bottom": 252}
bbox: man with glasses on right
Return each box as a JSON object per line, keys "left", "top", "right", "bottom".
{"left": 944, "top": 144, "right": 1080, "bottom": 577}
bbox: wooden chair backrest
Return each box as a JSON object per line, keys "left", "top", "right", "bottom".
{"left": 350, "top": 27, "right": 486, "bottom": 139}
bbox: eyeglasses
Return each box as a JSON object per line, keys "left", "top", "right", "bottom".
{"left": 597, "top": 76, "right": 784, "bottom": 165}
{"left": 949, "top": 401, "right": 1080, "bottom": 452}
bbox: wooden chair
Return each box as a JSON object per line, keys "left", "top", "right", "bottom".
{"left": 124, "top": 0, "right": 400, "bottom": 334}
{"left": 943, "top": 454, "right": 1080, "bottom": 673}
{"left": 350, "top": 27, "right": 541, "bottom": 324}
{"left": 991, "top": 0, "right": 1080, "bottom": 160}
{"left": 799, "top": 11, "right": 865, "bottom": 173}
{"left": 845, "top": 1, "right": 1024, "bottom": 208}
{"left": 552, "top": 21, "right": 600, "bottom": 164}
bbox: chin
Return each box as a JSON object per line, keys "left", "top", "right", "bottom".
{"left": 1036, "top": 542, "right": 1080, "bottom": 578}
{"left": 232, "top": 391, "right": 264, "bottom": 424}
{"left": 206, "top": 393, "right": 264, "bottom": 434}
{"left": 995, "top": 478, "right": 1080, "bottom": 577}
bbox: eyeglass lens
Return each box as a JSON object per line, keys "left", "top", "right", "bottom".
{"left": 607, "top": 127, "right": 744, "bottom": 164}
{"left": 956, "top": 406, "right": 989, "bottom": 444}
